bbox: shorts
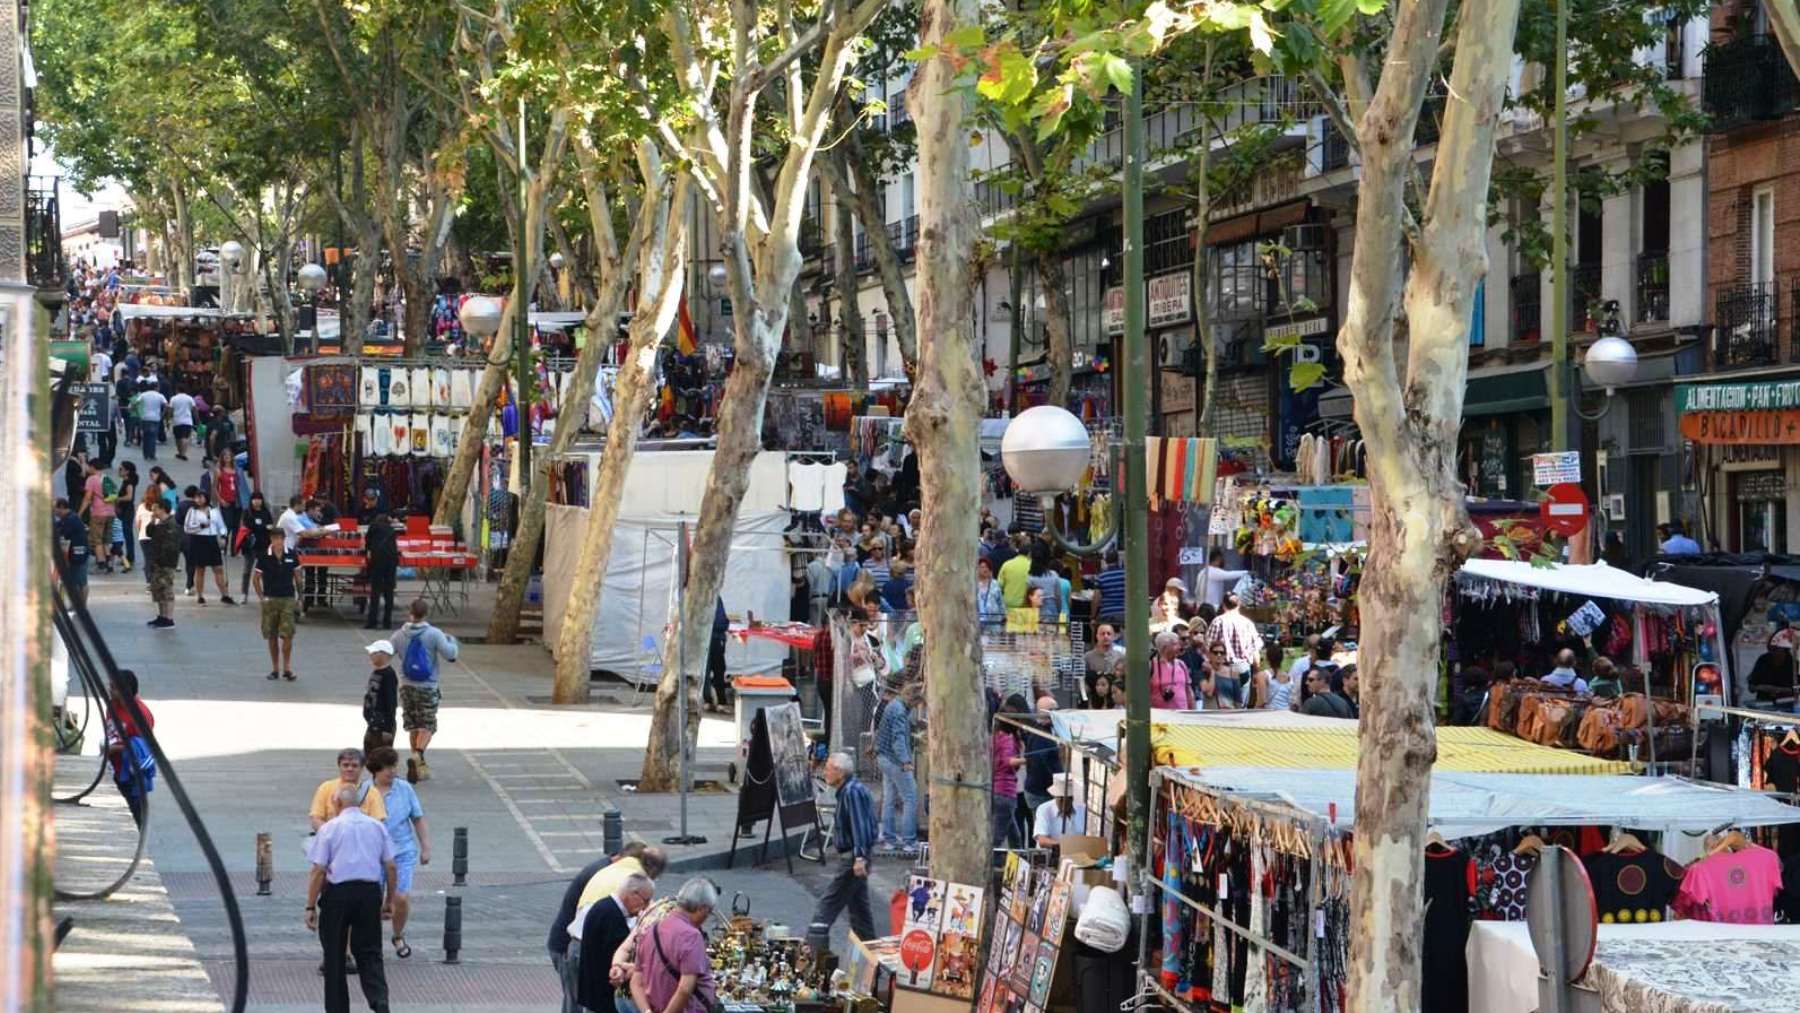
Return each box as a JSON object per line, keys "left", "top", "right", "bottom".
{"left": 260, "top": 596, "right": 297, "bottom": 638}
{"left": 63, "top": 556, "right": 89, "bottom": 590}
{"left": 148, "top": 565, "right": 174, "bottom": 605}
{"left": 400, "top": 683, "right": 440, "bottom": 733}
{"left": 389, "top": 850, "right": 418, "bottom": 894}
{"left": 173, "top": 424, "right": 194, "bottom": 440}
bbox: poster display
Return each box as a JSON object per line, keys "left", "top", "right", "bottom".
{"left": 765, "top": 701, "right": 813, "bottom": 808}
{"left": 894, "top": 876, "right": 986, "bottom": 1001}
{"left": 976, "top": 854, "right": 1073, "bottom": 1013}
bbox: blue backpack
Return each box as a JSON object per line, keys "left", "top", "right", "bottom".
{"left": 402, "top": 629, "right": 434, "bottom": 682}
{"left": 117, "top": 736, "right": 156, "bottom": 793}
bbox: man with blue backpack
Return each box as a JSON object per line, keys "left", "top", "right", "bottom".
{"left": 105, "top": 669, "right": 156, "bottom": 826}
{"left": 391, "top": 599, "right": 458, "bottom": 784}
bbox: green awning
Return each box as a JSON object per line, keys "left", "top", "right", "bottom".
{"left": 1464, "top": 366, "right": 1548, "bottom": 417}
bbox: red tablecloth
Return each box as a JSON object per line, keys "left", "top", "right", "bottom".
{"left": 728, "top": 622, "right": 820, "bottom": 649}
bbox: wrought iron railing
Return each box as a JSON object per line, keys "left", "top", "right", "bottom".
{"left": 1511, "top": 273, "right": 1541, "bottom": 344}
{"left": 1636, "top": 251, "right": 1670, "bottom": 323}
{"left": 885, "top": 216, "right": 919, "bottom": 260}
{"left": 1321, "top": 126, "right": 1351, "bottom": 172}
{"left": 26, "top": 182, "right": 65, "bottom": 291}
{"left": 1714, "top": 281, "right": 1779, "bottom": 367}
{"left": 1703, "top": 34, "right": 1798, "bottom": 131}
{"left": 974, "top": 178, "right": 1019, "bottom": 219}
{"left": 854, "top": 232, "right": 873, "bottom": 272}
{"left": 1570, "top": 263, "right": 1603, "bottom": 332}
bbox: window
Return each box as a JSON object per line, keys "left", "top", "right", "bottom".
{"left": 1144, "top": 210, "right": 1193, "bottom": 276}
{"left": 1209, "top": 241, "right": 1264, "bottom": 321}
{"left": 898, "top": 174, "right": 915, "bottom": 223}
{"left": 1752, "top": 187, "right": 1775, "bottom": 286}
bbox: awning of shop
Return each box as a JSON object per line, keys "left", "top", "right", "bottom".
{"left": 1458, "top": 559, "right": 1717, "bottom": 606}
{"left": 1463, "top": 362, "right": 1549, "bottom": 417}
{"left": 1164, "top": 765, "right": 1800, "bottom": 834}
{"left": 119, "top": 304, "right": 240, "bottom": 320}
{"left": 1202, "top": 200, "right": 1309, "bottom": 245}
{"left": 529, "top": 311, "right": 588, "bottom": 331}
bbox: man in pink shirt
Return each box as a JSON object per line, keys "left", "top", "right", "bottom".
{"left": 80, "top": 460, "right": 117, "bottom": 573}
{"left": 632, "top": 878, "right": 719, "bottom": 1013}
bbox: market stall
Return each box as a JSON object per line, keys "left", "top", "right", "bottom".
{"left": 1143, "top": 764, "right": 1800, "bottom": 1013}
{"left": 118, "top": 303, "right": 257, "bottom": 402}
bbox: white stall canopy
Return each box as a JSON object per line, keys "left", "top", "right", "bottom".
{"left": 1456, "top": 559, "right": 1718, "bottom": 607}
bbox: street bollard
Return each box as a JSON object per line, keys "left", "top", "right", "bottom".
{"left": 602, "top": 808, "right": 623, "bottom": 856}
{"left": 452, "top": 827, "right": 468, "bottom": 886}
{"left": 255, "top": 833, "right": 273, "bottom": 896}
{"left": 442, "top": 895, "right": 462, "bottom": 964}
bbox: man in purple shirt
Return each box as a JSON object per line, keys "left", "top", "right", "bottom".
{"left": 632, "top": 878, "right": 720, "bottom": 1013}
{"left": 305, "top": 785, "right": 397, "bottom": 1013}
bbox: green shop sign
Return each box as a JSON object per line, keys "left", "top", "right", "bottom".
{"left": 1676, "top": 379, "right": 1800, "bottom": 414}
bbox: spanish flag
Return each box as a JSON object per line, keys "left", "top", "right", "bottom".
{"left": 676, "top": 294, "right": 698, "bottom": 355}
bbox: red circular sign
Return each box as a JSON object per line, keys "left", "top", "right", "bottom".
{"left": 900, "top": 928, "right": 936, "bottom": 972}
{"left": 1539, "top": 482, "right": 1590, "bottom": 537}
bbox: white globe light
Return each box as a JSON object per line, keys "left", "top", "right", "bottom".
{"left": 1001, "top": 405, "right": 1093, "bottom": 495}
{"left": 706, "top": 262, "right": 729, "bottom": 288}
{"left": 297, "top": 263, "right": 327, "bottom": 293}
{"left": 459, "top": 295, "right": 505, "bottom": 337}
{"left": 219, "top": 240, "right": 244, "bottom": 269}
{"left": 1583, "top": 335, "right": 1639, "bottom": 390}
{"left": 549, "top": 251, "right": 566, "bottom": 271}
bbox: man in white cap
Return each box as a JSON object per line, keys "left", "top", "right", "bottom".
{"left": 1032, "top": 773, "right": 1087, "bottom": 847}
{"left": 361, "top": 639, "right": 399, "bottom": 757}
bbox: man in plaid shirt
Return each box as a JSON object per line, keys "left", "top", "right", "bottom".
{"left": 1207, "top": 592, "right": 1265, "bottom": 673}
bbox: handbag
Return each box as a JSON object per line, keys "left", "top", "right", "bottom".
{"left": 651, "top": 921, "right": 725, "bottom": 1013}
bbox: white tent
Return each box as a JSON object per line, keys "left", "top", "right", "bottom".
{"left": 1457, "top": 558, "right": 1718, "bottom": 607}
{"left": 1168, "top": 765, "right": 1800, "bottom": 836}
{"left": 119, "top": 304, "right": 241, "bottom": 320}
{"left": 541, "top": 450, "right": 793, "bottom": 682}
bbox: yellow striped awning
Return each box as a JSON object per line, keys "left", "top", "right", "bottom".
{"left": 1150, "top": 719, "right": 1630, "bottom": 776}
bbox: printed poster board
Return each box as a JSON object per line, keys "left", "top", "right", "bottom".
{"left": 895, "top": 876, "right": 986, "bottom": 1001}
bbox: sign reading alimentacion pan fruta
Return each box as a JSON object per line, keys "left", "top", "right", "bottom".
{"left": 1675, "top": 378, "right": 1800, "bottom": 444}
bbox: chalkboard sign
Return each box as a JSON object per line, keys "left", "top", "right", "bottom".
{"left": 73, "top": 384, "right": 112, "bottom": 434}
{"left": 728, "top": 706, "right": 821, "bottom": 873}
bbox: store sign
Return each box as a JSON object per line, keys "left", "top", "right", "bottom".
{"left": 1676, "top": 379, "right": 1800, "bottom": 413}
{"left": 1679, "top": 410, "right": 1800, "bottom": 445}
{"left": 1263, "top": 316, "right": 1331, "bottom": 344}
{"left": 1147, "top": 272, "right": 1192, "bottom": 328}
{"left": 1102, "top": 286, "right": 1125, "bottom": 336}
{"left": 1160, "top": 368, "right": 1195, "bottom": 414}
{"left": 1531, "top": 451, "right": 1580, "bottom": 486}
{"left": 73, "top": 383, "right": 112, "bottom": 433}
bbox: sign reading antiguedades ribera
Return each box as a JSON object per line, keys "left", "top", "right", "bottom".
{"left": 1675, "top": 379, "right": 1800, "bottom": 445}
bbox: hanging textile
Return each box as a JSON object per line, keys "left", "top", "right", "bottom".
{"left": 409, "top": 413, "right": 430, "bottom": 456}
{"left": 433, "top": 367, "right": 452, "bottom": 407}
{"left": 450, "top": 368, "right": 474, "bottom": 408}
{"left": 388, "top": 368, "right": 412, "bottom": 407}
{"left": 360, "top": 367, "right": 381, "bottom": 407}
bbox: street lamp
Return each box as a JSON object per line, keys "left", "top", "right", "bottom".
{"left": 458, "top": 295, "right": 504, "bottom": 339}
{"left": 1573, "top": 303, "right": 1638, "bottom": 421}
{"left": 999, "top": 405, "right": 1117, "bottom": 556}
{"left": 297, "top": 263, "right": 327, "bottom": 353}
{"left": 219, "top": 241, "right": 245, "bottom": 313}
{"left": 706, "top": 261, "right": 728, "bottom": 290}
{"left": 548, "top": 251, "right": 565, "bottom": 271}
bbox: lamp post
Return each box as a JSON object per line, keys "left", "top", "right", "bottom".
{"left": 219, "top": 240, "right": 244, "bottom": 315}
{"left": 458, "top": 295, "right": 505, "bottom": 345}
{"left": 999, "top": 405, "right": 1118, "bottom": 555}
{"left": 297, "top": 263, "right": 327, "bottom": 354}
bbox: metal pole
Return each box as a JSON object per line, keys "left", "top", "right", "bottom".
{"left": 515, "top": 98, "right": 533, "bottom": 485}
{"left": 1122, "top": 67, "right": 1152, "bottom": 863}
{"left": 1549, "top": 0, "right": 1571, "bottom": 455}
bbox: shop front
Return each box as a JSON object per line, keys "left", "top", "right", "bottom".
{"left": 1456, "top": 362, "right": 1550, "bottom": 500}
{"left": 1676, "top": 376, "right": 1800, "bottom": 554}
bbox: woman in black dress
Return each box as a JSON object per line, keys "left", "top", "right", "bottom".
{"left": 236, "top": 491, "right": 275, "bottom": 598}
{"left": 182, "top": 491, "right": 233, "bottom": 605}
{"left": 113, "top": 462, "right": 138, "bottom": 573}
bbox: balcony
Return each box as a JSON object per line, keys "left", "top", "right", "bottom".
{"left": 26, "top": 181, "right": 65, "bottom": 291}
{"left": 1511, "top": 273, "right": 1541, "bottom": 344}
{"left": 889, "top": 91, "right": 910, "bottom": 129}
{"left": 974, "top": 178, "right": 1018, "bottom": 219}
{"left": 885, "top": 216, "right": 919, "bottom": 261}
{"left": 1703, "top": 34, "right": 1798, "bottom": 131}
{"left": 1636, "top": 251, "right": 1669, "bottom": 323}
{"left": 799, "top": 220, "right": 824, "bottom": 258}
{"left": 1321, "top": 125, "right": 1351, "bottom": 172}
{"left": 854, "top": 232, "right": 874, "bottom": 272}
{"left": 1570, "top": 263, "right": 1603, "bottom": 333}
{"left": 1714, "top": 281, "right": 1779, "bottom": 368}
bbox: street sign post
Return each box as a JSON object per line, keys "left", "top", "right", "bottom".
{"left": 1540, "top": 483, "right": 1590, "bottom": 537}
{"left": 72, "top": 384, "right": 111, "bottom": 434}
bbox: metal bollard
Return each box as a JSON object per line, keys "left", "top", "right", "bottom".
{"left": 452, "top": 827, "right": 468, "bottom": 886}
{"left": 602, "top": 808, "right": 623, "bottom": 856}
{"left": 442, "top": 895, "right": 462, "bottom": 964}
{"left": 255, "top": 833, "right": 273, "bottom": 896}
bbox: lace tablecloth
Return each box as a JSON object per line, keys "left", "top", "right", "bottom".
{"left": 1581, "top": 937, "right": 1800, "bottom": 1013}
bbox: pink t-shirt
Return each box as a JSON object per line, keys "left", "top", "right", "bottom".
{"left": 85, "top": 473, "right": 115, "bottom": 519}
{"left": 1151, "top": 658, "right": 1193, "bottom": 709}
{"left": 991, "top": 732, "right": 1019, "bottom": 799}
{"left": 1674, "top": 845, "right": 1782, "bottom": 924}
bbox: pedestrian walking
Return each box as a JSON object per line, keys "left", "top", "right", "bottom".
{"left": 168, "top": 389, "right": 196, "bottom": 460}
{"left": 78, "top": 459, "right": 117, "bottom": 573}
{"left": 365, "top": 747, "right": 428, "bottom": 960}
{"left": 131, "top": 381, "right": 166, "bottom": 460}
{"left": 570, "top": 871, "right": 654, "bottom": 1013}
{"left": 391, "top": 599, "right": 458, "bottom": 782}
{"left": 630, "top": 878, "right": 720, "bottom": 1013}
{"left": 236, "top": 490, "right": 274, "bottom": 598}
{"left": 362, "top": 640, "right": 398, "bottom": 756}
{"left": 703, "top": 596, "right": 730, "bottom": 713}
{"left": 304, "top": 784, "right": 395, "bottom": 1013}
{"left": 113, "top": 462, "right": 138, "bottom": 574}
{"left": 103, "top": 669, "right": 155, "bottom": 827}
{"left": 182, "top": 491, "right": 235, "bottom": 605}
{"left": 806, "top": 752, "right": 877, "bottom": 948}
{"left": 133, "top": 488, "right": 158, "bottom": 586}
{"left": 143, "top": 499, "right": 181, "bottom": 628}
{"left": 874, "top": 682, "right": 919, "bottom": 852}
{"left": 362, "top": 513, "right": 398, "bottom": 630}
{"left": 52, "top": 498, "right": 90, "bottom": 609}
{"left": 308, "top": 748, "right": 387, "bottom": 832}
{"left": 253, "top": 528, "right": 303, "bottom": 681}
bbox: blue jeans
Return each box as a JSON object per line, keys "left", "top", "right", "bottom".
{"left": 140, "top": 419, "right": 158, "bottom": 458}
{"left": 877, "top": 755, "right": 918, "bottom": 847}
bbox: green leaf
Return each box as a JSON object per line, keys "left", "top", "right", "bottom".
{"left": 1261, "top": 331, "right": 1300, "bottom": 353}
{"left": 977, "top": 44, "right": 1038, "bottom": 106}
{"left": 1492, "top": 534, "right": 1519, "bottom": 561}
{"left": 1099, "top": 52, "right": 1134, "bottom": 95}
{"left": 904, "top": 45, "right": 937, "bottom": 62}
{"left": 1288, "top": 360, "right": 1326, "bottom": 391}
{"left": 1355, "top": 0, "right": 1390, "bottom": 14}
{"left": 945, "top": 25, "right": 986, "bottom": 50}
{"left": 1317, "top": 0, "right": 1358, "bottom": 36}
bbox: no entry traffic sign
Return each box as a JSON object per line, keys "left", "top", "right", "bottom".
{"left": 1539, "top": 483, "right": 1590, "bottom": 537}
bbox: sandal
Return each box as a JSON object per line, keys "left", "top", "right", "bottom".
{"left": 393, "top": 936, "right": 412, "bottom": 959}
{"left": 266, "top": 671, "right": 280, "bottom": 681}
{"left": 282, "top": 671, "right": 296, "bottom": 681}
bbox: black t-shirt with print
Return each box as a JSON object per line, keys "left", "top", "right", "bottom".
{"left": 1582, "top": 849, "right": 1684, "bottom": 925}
{"left": 255, "top": 549, "right": 301, "bottom": 599}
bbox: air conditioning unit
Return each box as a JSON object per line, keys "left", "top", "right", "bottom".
{"left": 1158, "top": 331, "right": 1189, "bottom": 368}
{"left": 1604, "top": 493, "right": 1626, "bottom": 518}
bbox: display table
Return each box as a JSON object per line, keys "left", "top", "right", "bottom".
{"left": 294, "top": 528, "right": 478, "bottom": 616}
{"left": 1468, "top": 919, "right": 1800, "bottom": 1013}
{"left": 729, "top": 622, "right": 820, "bottom": 650}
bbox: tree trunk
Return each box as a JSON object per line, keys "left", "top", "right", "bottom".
{"left": 1037, "top": 252, "right": 1073, "bottom": 408}
{"left": 552, "top": 178, "right": 689, "bottom": 702}
{"left": 432, "top": 302, "right": 514, "bottom": 531}
{"left": 169, "top": 181, "right": 195, "bottom": 291}
{"left": 825, "top": 162, "right": 868, "bottom": 387}
{"left": 1339, "top": 0, "right": 1518, "bottom": 1008}
{"left": 910, "top": 0, "right": 990, "bottom": 891}
{"left": 846, "top": 148, "right": 918, "bottom": 376}
{"left": 346, "top": 218, "right": 380, "bottom": 356}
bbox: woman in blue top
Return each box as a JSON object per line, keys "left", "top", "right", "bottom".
{"left": 366, "top": 746, "right": 430, "bottom": 959}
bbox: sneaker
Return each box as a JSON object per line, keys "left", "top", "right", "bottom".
{"left": 221, "top": 595, "right": 237, "bottom": 605}
{"left": 266, "top": 671, "right": 280, "bottom": 681}
{"left": 405, "top": 757, "right": 420, "bottom": 784}
{"left": 197, "top": 596, "right": 206, "bottom": 606}
{"left": 146, "top": 617, "right": 161, "bottom": 627}
{"left": 183, "top": 587, "right": 194, "bottom": 597}
{"left": 415, "top": 758, "right": 431, "bottom": 782}
{"left": 150, "top": 617, "right": 174, "bottom": 629}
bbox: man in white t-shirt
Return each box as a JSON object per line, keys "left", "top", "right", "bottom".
{"left": 132, "top": 384, "right": 168, "bottom": 461}
{"left": 91, "top": 349, "right": 112, "bottom": 384}
{"left": 169, "top": 391, "right": 197, "bottom": 460}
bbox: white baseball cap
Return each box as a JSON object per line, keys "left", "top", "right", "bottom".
{"left": 365, "top": 639, "right": 395, "bottom": 655}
